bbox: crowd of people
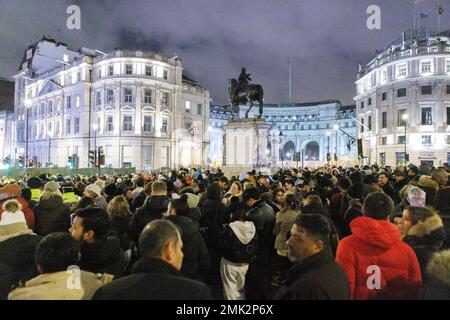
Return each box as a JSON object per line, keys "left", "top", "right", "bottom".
{"left": 0, "top": 163, "right": 450, "bottom": 300}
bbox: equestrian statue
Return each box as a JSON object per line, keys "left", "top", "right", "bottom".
{"left": 228, "top": 68, "right": 264, "bottom": 119}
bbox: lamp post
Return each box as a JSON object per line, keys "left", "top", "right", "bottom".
{"left": 279, "top": 131, "right": 283, "bottom": 167}
{"left": 47, "top": 133, "right": 51, "bottom": 167}
{"left": 92, "top": 123, "right": 98, "bottom": 171}
{"left": 23, "top": 99, "right": 32, "bottom": 170}
{"left": 333, "top": 124, "right": 339, "bottom": 163}
{"left": 326, "top": 131, "right": 331, "bottom": 164}
{"left": 402, "top": 114, "right": 408, "bottom": 165}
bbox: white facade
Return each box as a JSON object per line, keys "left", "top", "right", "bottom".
{"left": 210, "top": 101, "right": 357, "bottom": 168}
{"left": 13, "top": 38, "right": 210, "bottom": 170}
{"left": 355, "top": 31, "right": 450, "bottom": 167}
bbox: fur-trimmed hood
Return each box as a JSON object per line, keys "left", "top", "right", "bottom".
{"left": 427, "top": 250, "right": 450, "bottom": 286}
{"left": 407, "top": 214, "right": 444, "bottom": 238}
{"left": 419, "top": 176, "right": 439, "bottom": 191}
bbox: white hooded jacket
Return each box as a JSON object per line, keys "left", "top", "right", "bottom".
{"left": 229, "top": 221, "right": 256, "bottom": 245}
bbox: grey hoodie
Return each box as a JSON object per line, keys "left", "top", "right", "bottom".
{"left": 229, "top": 221, "right": 256, "bottom": 245}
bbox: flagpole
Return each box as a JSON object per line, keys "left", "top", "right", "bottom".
{"left": 438, "top": 0, "right": 441, "bottom": 34}
{"left": 413, "top": 1, "right": 416, "bottom": 39}
{"left": 288, "top": 58, "right": 292, "bottom": 104}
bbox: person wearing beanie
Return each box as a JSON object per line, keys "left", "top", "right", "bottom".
{"left": 0, "top": 183, "right": 35, "bottom": 231}
{"left": 0, "top": 199, "right": 41, "bottom": 299}
{"left": 391, "top": 186, "right": 426, "bottom": 222}
{"left": 104, "top": 183, "right": 118, "bottom": 203}
{"left": 164, "top": 194, "right": 210, "bottom": 282}
{"left": 84, "top": 184, "right": 108, "bottom": 211}
{"left": 33, "top": 181, "right": 71, "bottom": 237}
{"left": 26, "top": 177, "right": 43, "bottom": 202}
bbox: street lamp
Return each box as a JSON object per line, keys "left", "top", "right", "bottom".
{"left": 402, "top": 114, "right": 408, "bottom": 164}
{"left": 47, "top": 130, "right": 52, "bottom": 167}
{"left": 23, "top": 99, "right": 32, "bottom": 170}
{"left": 279, "top": 131, "right": 284, "bottom": 167}
{"left": 92, "top": 123, "right": 98, "bottom": 170}
{"left": 326, "top": 131, "right": 331, "bottom": 163}
{"left": 333, "top": 124, "right": 339, "bottom": 162}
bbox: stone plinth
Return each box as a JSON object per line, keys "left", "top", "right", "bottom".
{"left": 222, "top": 118, "right": 273, "bottom": 177}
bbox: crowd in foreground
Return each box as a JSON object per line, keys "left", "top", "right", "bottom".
{"left": 0, "top": 163, "right": 450, "bottom": 300}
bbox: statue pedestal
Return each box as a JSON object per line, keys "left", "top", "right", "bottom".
{"left": 223, "top": 118, "right": 273, "bottom": 177}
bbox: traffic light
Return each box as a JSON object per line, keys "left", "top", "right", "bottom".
{"left": 28, "top": 159, "right": 34, "bottom": 167}
{"left": 72, "top": 154, "right": 79, "bottom": 169}
{"left": 98, "top": 147, "right": 105, "bottom": 166}
{"left": 67, "top": 155, "right": 73, "bottom": 168}
{"left": 88, "top": 150, "right": 95, "bottom": 167}
{"left": 18, "top": 156, "right": 24, "bottom": 167}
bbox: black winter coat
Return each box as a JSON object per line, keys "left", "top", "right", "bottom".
{"left": 403, "top": 214, "right": 446, "bottom": 281}
{"left": 79, "top": 236, "right": 125, "bottom": 278}
{"left": 130, "top": 195, "right": 170, "bottom": 242}
{"left": 131, "top": 190, "right": 147, "bottom": 212}
{"left": 200, "top": 199, "right": 228, "bottom": 250}
{"left": 245, "top": 200, "right": 275, "bottom": 250}
{"left": 164, "top": 215, "right": 210, "bottom": 281}
{"left": 107, "top": 216, "right": 132, "bottom": 251}
{"left": 274, "top": 248, "right": 350, "bottom": 300}
{"left": 92, "top": 257, "right": 213, "bottom": 300}
{"left": 34, "top": 196, "right": 71, "bottom": 236}
{"left": 0, "top": 234, "right": 41, "bottom": 300}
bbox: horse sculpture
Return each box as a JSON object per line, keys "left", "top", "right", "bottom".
{"left": 228, "top": 78, "right": 264, "bottom": 119}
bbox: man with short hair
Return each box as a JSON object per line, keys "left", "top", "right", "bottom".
{"left": 218, "top": 176, "right": 229, "bottom": 194}
{"left": 336, "top": 192, "right": 422, "bottom": 300}
{"left": 92, "top": 219, "right": 212, "bottom": 300}
{"left": 70, "top": 207, "right": 125, "bottom": 278}
{"left": 256, "top": 175, "right": 270, "bottom": 194}
{"left": 8, "top": 233, "right": 112, "bottom": 300}
{"left": 377, "top": 172, "right": 400, "bottom": 204}
{"left": 393, "top": 171, "right": 409, "bottom": 193}
{"left": 274, "top": 214, "right": 349, "bottom": 300}
{"left": 131, "top": 181, "right": 170, "bottom": 242}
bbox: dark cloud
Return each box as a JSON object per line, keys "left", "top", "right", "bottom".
{"left": 1, "top": 0, "right": 449, "bottom": 105}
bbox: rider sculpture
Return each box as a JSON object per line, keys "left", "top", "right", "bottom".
{"left": 228, "top": 67, "right": 264, "bottom": 119}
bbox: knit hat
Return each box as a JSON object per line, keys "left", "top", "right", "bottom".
{"left": 44, "top": 181, "right": 60, "bottom": 193}
{"left": 407, "top": 187, "right": 426, "bottom": 207}
{"left": 85, "top": 184, "right": 102, "bottom": 197}
{"left": 104, "top": 183, "right": 118, "bottom": 197}
{"left": 0, "top": 198, "right": 32, "bottom": 242}
{"left": 185, "top": 193, "right": 200, "bottom": 208}
{"left": 95, "top": 179, "right": 106, "bottom": 190}
{"left": 27, "top": 177, "right": 43, "bottom": 189}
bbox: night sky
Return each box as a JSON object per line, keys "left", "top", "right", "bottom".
{"left": 1, "top": 0, "right": 449, "bottom": 105}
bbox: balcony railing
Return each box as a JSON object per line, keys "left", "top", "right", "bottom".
{"left": 358, "top": 44, "right": 450, "bottom": 78}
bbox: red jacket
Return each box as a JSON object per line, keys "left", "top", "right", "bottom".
{"left": 336, "top": 216, "right": 422, "bottom": 300}
{"left": 0, "top": 197, "right": 35, "bottom": 231}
